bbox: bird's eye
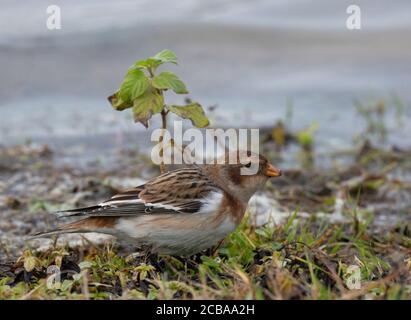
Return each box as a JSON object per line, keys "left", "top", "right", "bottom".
{"left": 244, "top": 162, "right": 252, "bottom": 168}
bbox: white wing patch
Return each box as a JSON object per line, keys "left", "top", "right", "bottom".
{"left": 99, "top": 199, "right": 181, "bottom": 212}
{"left": 144, "top": 202, "right": 182, "bottom": 211}
{"left": 99, "top": 199, "right": 143, "bottom": 206}
{"left": 196, "top": 191, "right": 224, "bottom": 215}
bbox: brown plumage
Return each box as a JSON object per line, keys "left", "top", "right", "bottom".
{"left": 31, "top": 151, "right": 281, "bottom": 255}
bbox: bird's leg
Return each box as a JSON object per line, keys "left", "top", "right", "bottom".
{"left": 211, "top": 239, "right": 225, "bottom": 257}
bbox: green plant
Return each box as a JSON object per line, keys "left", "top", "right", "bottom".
{"left": 354, "top": 99, "right": 387, "bottom": 142}
{"left": 296, "top": 122, "right": 318, "bottom": 150}
{"left": 108, "top": 49, "right": 209, "bottom": 172}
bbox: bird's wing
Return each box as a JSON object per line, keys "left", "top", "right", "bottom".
{"left": 56, "top": 168, "right": 221, "bottom": 218}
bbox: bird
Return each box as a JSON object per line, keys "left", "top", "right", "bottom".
{"left": 31, "top": 151, "right": 282, "bottom": 255}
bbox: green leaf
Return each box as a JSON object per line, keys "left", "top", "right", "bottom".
{"left": 60, "top": 279, "right": 74, "bottom": 292}
{"left": 132, "top": 90, "right": 164, "bottom": 128}
{"left": 79, "top": 261, "right": 93, "bottom": 270}
{"left": 119, "top": 68, "right": 149, "bottom": 101}
{"left": 134, "top": 58, "right": 162, "bottom": 71}
{"left": 168, "top": 103, "right": 209, "bottom": 128}
{"left": 153, "top": 49, "right": 178, "bottom": 64}
{"left": 296, "top": 122, "right": 319, "bottom": 147}
{"left": 152, "top": 71, "right": 188, "bottom": 94}
{"left": 107, "top": 91, "right": 133, "bottom": 111}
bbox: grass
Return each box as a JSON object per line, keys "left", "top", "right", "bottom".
{"left": 1, "top": 211, "right": 410, "bottom": 300}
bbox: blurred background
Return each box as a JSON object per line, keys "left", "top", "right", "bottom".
{"left": 1, "top": 0, "right": 411, "bottom": 160}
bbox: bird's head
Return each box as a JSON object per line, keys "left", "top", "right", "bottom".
{"left": 206, "top": 150, "right": 282, "bottom": 202}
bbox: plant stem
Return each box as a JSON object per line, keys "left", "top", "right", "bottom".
{"left": 148, "top": 66, "right": 167, "bottom": 173}
{"left": 159, "top": 109, "right": 167, "bottom": 173}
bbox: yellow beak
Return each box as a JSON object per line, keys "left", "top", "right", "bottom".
{"left": 265, "top": 164, "right": 282, "bottom": 177}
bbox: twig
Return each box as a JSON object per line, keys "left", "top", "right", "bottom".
{"left": 159, "top": 110, "right": 168, "bottom": 173}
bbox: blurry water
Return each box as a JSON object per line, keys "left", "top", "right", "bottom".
{"left": 1, "top": 0, "right": 410, "bottom": 153}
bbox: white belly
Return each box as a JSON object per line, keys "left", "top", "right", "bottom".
{"left": 115, "top": 214, "right": 237, "bottom": 255}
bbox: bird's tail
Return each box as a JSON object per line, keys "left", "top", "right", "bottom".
{"left": 27, "top": 217, "right": 117, "bottom": 240}
{"left": 27, "top": 228, "right": 82, "bottom": 239}
{"left": 53, "top": 205, "right": 102, "bottom": 219}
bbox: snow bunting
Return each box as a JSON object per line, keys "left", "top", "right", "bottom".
{"left": 32, "top": 151, "right": 281, "bottom": 255}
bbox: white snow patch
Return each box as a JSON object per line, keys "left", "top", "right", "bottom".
{"left": 248, "top": 193, "right": 301, "bottom": 226}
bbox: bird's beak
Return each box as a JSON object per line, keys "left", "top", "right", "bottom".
{"left": 265, "top": 164, "right": 282, "bottom": 177}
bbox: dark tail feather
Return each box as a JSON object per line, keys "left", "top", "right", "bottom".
{"left": 27, "top": 227, "right": 86, "bottom": 240}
